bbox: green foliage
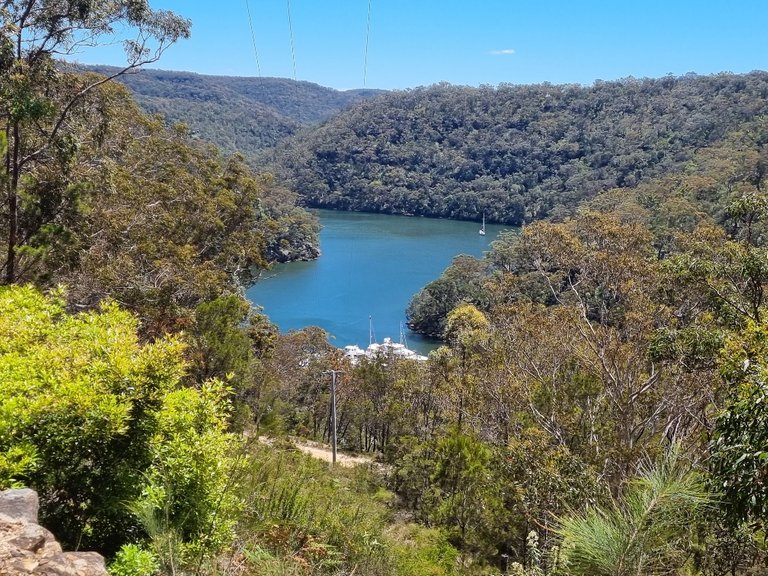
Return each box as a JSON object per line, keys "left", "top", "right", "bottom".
{"left": 187, "top": 294, "right": 278, "bottom": 430}
{"left": 711, "top": 321, "right": 768, "bottom": 528}
{"left": 261, "top": 327, "right": 345, "bottom": 441}
{"left": 136, "top": 379, "right": 242, "bottom": 564}
{"left": 390, "top": 429, "right": 600, "bottom": 570}
{"left": 394, "top": 432, "right": 500, "bottom": 560}
{"left": 190, "top": 296, "right": 254, "bottom": 381}
{"left": 0, "top": 0, "right": 190, "bottom": 284}
{"left": 429, "top": 430, "right": 502, "bottom": 558}
{"left": 388, "top": 524, "right": 460, "bottom": 576}
{"left": 557, "top": 444, "right": 711, "bottom": 576}
{"left": 498, "top": 430, "right": 602, "bottom": 552}
{"left": 0, "top": 444, "right": 38, "bottom": 489}
{"left": 665, "top": 224, "right": 768, "bottom": 328}
{"left": 407, "top": 255, "right": 488, "bottom": 337}
{"left": 257, "top": 175, "right": 322, "bottom": 263}
{"left": 58, "top": 92, "right": 270, "bottom": 333}
{"left": 324, "top": 352, "right": 439, "bottom": 454}
{"left": 109, "top": 544, "right": 159, "bottom": 576}
{"left": 0, "top": 285, "right": 240, "bottom": 560}
{"left": 0, "top": 285, "right": 183, "bottom": 551}
{"left": 232, "top": 443, "right": 457, "bottom": 575}
{"left": 444, "top": 303, "right": 489, "bottom": 347}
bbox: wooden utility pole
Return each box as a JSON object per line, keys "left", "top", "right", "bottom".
{"left": 324, "top": 370, "right": 343, "bottom": 465}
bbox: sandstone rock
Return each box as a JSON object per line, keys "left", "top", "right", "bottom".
{"left": 0, "top": 489, "right": 38, "bottom": 523}
{"left": 35, "top": 554, "right": 80, "bottom": 576}
{"left": 9, "top": 522, "right": 47, "bottom": 552}
{"left": 5, "top": 554, "right": 40, "bottom": 574}
{"left": 0, "top": 489, "right": 106, "bottom": 576}
{"left": 64, "top": 553, "right": 107, "bottom": 576}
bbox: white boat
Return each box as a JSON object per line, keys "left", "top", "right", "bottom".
{"left": 345, "top": 340, "right": 419, "bottom": 364}
{"left": 479, "top": 213, "right": 486, "bottom": 235}
{"left": 343, "top": 319, "right": 428, "bottom": 364}
{"left": 343, "top": 344, "right": 368, "bottom": 362}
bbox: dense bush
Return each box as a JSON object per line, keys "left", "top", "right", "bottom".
{"left": 267, "top": 72, "right": 768, "bottom": 225}
{"left": 0, "top": 285, "right": 241, "bottom": 558}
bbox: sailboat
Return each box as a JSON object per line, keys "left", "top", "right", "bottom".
{"left": 479, "top": 213, "right": 486, "bottom": 236}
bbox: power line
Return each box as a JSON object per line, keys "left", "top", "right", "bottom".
{"left": 363, "top": 0, "right": 372, "bottom": 86}
{"left": 244, "top": 0, "right": 261, "bottom": 76}
{"left": 286, "top": 0, "right": 298, "bottom": 82}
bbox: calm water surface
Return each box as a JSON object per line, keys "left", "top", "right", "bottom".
{"left": 246, "top": 210, "right": 512, "bottom": 354}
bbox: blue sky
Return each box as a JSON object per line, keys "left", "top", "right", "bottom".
{"left": 76, "top": 0, "right": 767, "bottom": 90}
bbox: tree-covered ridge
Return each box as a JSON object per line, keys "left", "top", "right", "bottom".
{"left": 266, "top": 72, "right": 768, "bottom": 224}
{"left": 407, "top": 116, "right": 768, "bottom": 339}
{"left": 0, "top": 67, "right": 319, "bottom": 335}
{"left": 76, "top": 64, "right": 384, "bottom": 158}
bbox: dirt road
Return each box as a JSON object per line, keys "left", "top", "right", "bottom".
{"left": 259, "top": 436, "right": 372, "bottom": 467}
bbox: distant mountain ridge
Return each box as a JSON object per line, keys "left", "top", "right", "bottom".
{"left": 75, "top": 64, "right": 385, "bottom": 159}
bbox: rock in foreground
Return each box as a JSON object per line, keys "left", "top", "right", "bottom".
{"left": 0, "top": 488, "right": 107, "bottom": 576}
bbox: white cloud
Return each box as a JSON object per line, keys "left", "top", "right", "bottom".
{"left": 490, "top": 49, "right": 516, "bottom": 56}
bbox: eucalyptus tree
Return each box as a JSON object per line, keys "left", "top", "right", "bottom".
{"left": 0, "top": 0, "right": 190, "bottom": 283}
{"left": 711, "top": 321, "right": 768, "bottom": 531}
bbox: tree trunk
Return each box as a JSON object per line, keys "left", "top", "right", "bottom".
{"left": 4, "top": 120, "right": 20, "bottom": 284}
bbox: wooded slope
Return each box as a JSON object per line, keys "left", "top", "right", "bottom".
{"left": 265, "top": 72, "right": 768, "bottom": 224}
{"left": 77, "top": 65, "right": 383, "bottom": 157}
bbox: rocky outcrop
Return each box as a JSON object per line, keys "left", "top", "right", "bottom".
{"left": 0, "top": 489, "right": 107, "bottom": 576}
{"left": 267, "top": 240, "right": 321, "bottom": 263}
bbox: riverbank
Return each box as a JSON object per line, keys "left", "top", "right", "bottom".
{"left": 247, "top": 209, "right": 512, "bottom": 355}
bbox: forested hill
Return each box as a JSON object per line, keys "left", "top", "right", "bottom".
{"left": 77, "top": 65, "right": 384, "bottom": 157}
{"left": 264, "top": 72, "right": 768, "bottom": 225}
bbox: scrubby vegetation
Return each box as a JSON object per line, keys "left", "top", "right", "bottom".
{"left": 3, "top": 2, "right": 768, "bottom": 574}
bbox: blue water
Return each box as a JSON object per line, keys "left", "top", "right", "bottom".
{"left": 246, "top": 210, "right": 512, "bottom": 354}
